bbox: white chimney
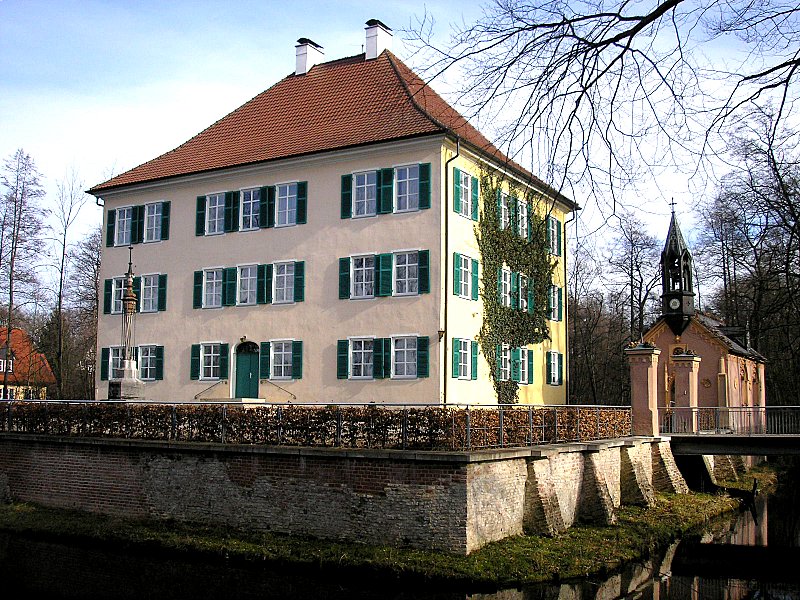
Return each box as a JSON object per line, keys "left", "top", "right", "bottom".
{"left": 295, "top": 38, "right": 324, "bottom": 75}
{"left": 365, "top": 19, "right": 392, "bottom": 60}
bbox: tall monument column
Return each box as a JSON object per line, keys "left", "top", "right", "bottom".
{"left": 625, "top": 344, "right": 661, "bottom": 436}
{"left": 108, "top": 247, "right": 144, "bottom": 401}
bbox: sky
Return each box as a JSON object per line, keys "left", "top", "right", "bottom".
{"left": 1, "top": 0, "right": 693, "bottom": 256}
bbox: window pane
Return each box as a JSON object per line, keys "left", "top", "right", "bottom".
{"left": 142, "top": 274, "right": 158, "bottom": 312}
{"left": 272, "top": 341, "right": 293, "bottom": 379}
{"left": 395, "top": 165, "right": 419, "bottom": 212}
{"left": 116, "top": 207, "right": 132, "bottom": 245}
{"left": 277, "top": 183, "right": 297, "bottom": 226}
{"left": 354, "top": 172, "right": 376, "bottom": 217}
{"left": 393, "top": 337, "right": 417, "bottom": 377}
{"left": 202, "top": 343, "right": 220, "bottom": 379}
{"left": 459, "top": 173, "right": 471, "bottom": 217}
{"left": 352, "top": 256, "right": 375, "bottom": 298}
{"left": 206, "top": 194, "right": 224, "bottom": 234}
{"left": 394, "top": 251, "right": 418, "bottom": 295}
{"left": 139, "top": 345, "right": 156, "bottom": 380}
{"left": 144, "top": 203, "right": 162, "bottom": 242}
{"left": 204, "top": 270, "right": 222, "bottom": 307}
{"left": 351, "top": 339, "right": 373, "bottom": 378}
{"left": 239, "top": 265, "right": 257, "bottom": 305}
{"left": 241, "top": 188, "right": 260, "bottom": 229}
{"left": 274, "top": 262, "right": 295, "bottom": 303}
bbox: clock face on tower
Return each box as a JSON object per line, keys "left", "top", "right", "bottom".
{"left": 669, "top": 298, "right": 681, "bottom": 310}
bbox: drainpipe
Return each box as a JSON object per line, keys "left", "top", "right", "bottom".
{"left": 442, "top": 137, "right": 460, "bottom": 405}
{"left": 564, "top": 208, "right": 576, "bottom": 404}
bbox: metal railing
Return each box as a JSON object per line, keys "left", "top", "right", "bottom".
{"left": 659, "top": 406, "right": 800, "bottom": 435}
{"left": 0, "top": 400, "right": 632, "bottom": 451}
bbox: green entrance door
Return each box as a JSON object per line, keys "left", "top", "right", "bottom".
{"left": 235, "top": 342, "right": 259, "bottom": 398}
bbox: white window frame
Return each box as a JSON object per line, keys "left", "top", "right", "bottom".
{"left": 271, "top": 340, "right": 294, "bottom": 380}
{"left": 205, "top": 193, "right": 225, "bottom": 235}
{"left": 519, "top": 274, "right": 528, "bottom": 312}
{"left": 111, "top": 277, "right": 124, "bottom": 314}
{"left": 395, "top": 165, "right": 419, "bottom": 212}
{"left": 144, "top": 202, "right": 162, "bottom": 242}
{"left": 240, "top": 188, "right": 260, "bottom": 230}
{"left": 519, "top": 347, "right": 529, "bottom": 384}
{"left": 394, "top": 251, "right": 419, "bottom": 296}
{"left": 548, "top": 350, "right": 560, "bottom": 385}
{"left": 353, "top": 171, "right": 377, "bottom": 217}
{"left": 457, "top": 171, "right": 472, "bottom": 218}
{"left": 548, "top": 216, "right": 560, "bottom": 254}
{"left": 352, "top": 255, "right": 375, "bottom": 299}
{"left": 550, "top": 285, "right": 560, "bottom": 320}
{"left": 276, "top": 182, "right": 297, "bottom": 227}
{"left": 499, "top": 344, "right": 511, "bottom": 381}
{"left": 457, "top": 339, "right": 470, "bottom": 380}
{"left": 517, "top": 200, "right": 529, "bottom": 238}
{"left": 110, "top": 346, "right": 124, "bottom": 379}
{"left": 501, "top": 269, "right": 513, "bottom": 307}
{"left": 204, "top": 269, "right": 223, "bottom": 308}
{"left": 500, "top": 193, "right": 511, "bottom": 230}
{"left": 201, "top": 343, "right": 222, "bottom": 380}
{"left": 238, "top": 264, "right": 257, "bottom": 306}
{"left": 141, "top": 274, "right": 159, "bottom": 313}
{"left": 139, "top": 345, "right": 157, "bottom": 381}
{"left": 350, "top": 338, "right": 374, "bottom": 379}
{"left": 458, "top": 254, "right": 471, "bottom": 298}
{"left": 392, "top": 336, "right": 417, "bottom": 379}
{"left": 115, "top": 207, "right": 132, "bottom": 246}
{"left": 273, "top": 262, "right": 295, "bottom": 304}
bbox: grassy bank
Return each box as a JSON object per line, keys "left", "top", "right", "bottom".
{"left": 0, "top": 491, "right": 739, "bottom": 588}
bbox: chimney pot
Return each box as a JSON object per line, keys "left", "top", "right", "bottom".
{"left": 295, "top": 38, "right": 324, "bottom": 75}
{"left": 365, "top": 19, "right": 392, "bottom": 60}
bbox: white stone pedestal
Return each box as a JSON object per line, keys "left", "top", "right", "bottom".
{"left": 108, "top": 359, "right": 145, "bottom": 400}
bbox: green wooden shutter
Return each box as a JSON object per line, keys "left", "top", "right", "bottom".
{"left": 267, "top": 186, "right": 276, "bottom": 228}
{"left": 223, "top": 267, "right": 237, "bottom": 306}
{"left": 193, "top": 271, "right": 203, "bottom": 309}
{"left": 418, "top": 163, "right": 431, "bottom": 209}
{"left": 195, "top": 196, "right": 206, "bottom": 236}
{"left": 558, "top": 287, "right": 563, "bottom": 321}
{"left": 376, "top": 253, "right": 392, "bottom": 296}
{"left": 471, "top": 176, "right": 479, "bottom": 221}
{"left": 157, "top": 274, "right": 167, "bottom": 311}
{"left": 558, "top": 353, "right": 564, "bottom": 385}
{"left": 511, "top": 347, "right": 521, "bottom": 382}
{"left": 293, "top": 261, "right": 305, "bottom": 302}
{"left": 291, "top": 340, "right": 303, "bottom": 379}
{"left": 257, "top": 265, "right": 267, "bottom": 304}
{"left": 338, "top": 257, "right": 351, "bottom": 299}
{"left": 160, "top": 201, "right": 171, "bottom": 240}
{"left": 471, "top": 341, "right": 478, "bottom": 380}
{"left": 296, "top": 181, "right": 307, "bottom": 224}
{"left": 100, "top": 347, "right": 109, "bottom": 381}
{"left": 471, "top": 259, "right": 479, "bottom": 301}
{"left": 223, "top": 191, "right": 235, "bottom": 232}
{"left": 260, "top": 342, "right": 271, "bottom": 379}
{"left": 453, "top": 167, "right": 461, "bottom": 213}
{"left": 133, "top": 276, "right": 141, "bottom": 312}
{"left": 546, "top": 352, "right": 553, "bottom": 385}
{"left": 131, "top": 205, "right": 145, "bottom": 244}
{"left": 527, "top": 350, "right": 534, "bottom": 385}
{"left": 451, "top": 338, "right": 460, "bottom": 378}
{"left": 377, "top": 168, "right": 393, "bottom": 214}
{"left": 373, "top": 338, "right": 385, "bottom": 379}
{"left": 103, "top": 279, "right": 112, "bottom": 314}
{"left": 154, "top": 346, "right": 164, "bottom": 380}
{"left": 337, "top": 340, "right": 349, "bottom": 379}
{"left": 418, "top": 250, "right": 430, "bottom": 294}
{"left": 259, "top": 186, "right": 270, "bottom": 228}
{"left": 190, "top": 344, "right": 201, "bottom": 380}
{"left": 417, "top": 336, "right": 429, "bottom": 378}
{"left": 106, "top": 210, "right": 116, "bottom": 247}
{"left": 340, "top": 175, "right": 352, "bottom": 219}
{"left": 556, "top": 220, "right": 562, "bottom": 257}
{"left": 265, "top": 264, "right": 273, "bottom": 304}
{"left": 511, "top": 273, "right": 519, "bottom": 309}
{"left": 547, "top": 284, "right": 553, "bottom": 316}
{"left": 453, "top": 252, "right": 461, "bottom": 296}
{"left": 219, "top": 343, "right": 229, "bottom": 379}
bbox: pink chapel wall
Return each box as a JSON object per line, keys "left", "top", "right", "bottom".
{"left": 644, "top": 320, "right": 763, "bottom": 411}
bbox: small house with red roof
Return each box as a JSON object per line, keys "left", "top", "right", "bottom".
{"left": 88, "top": 20, "right": 577, "bottom": 404}
{"left": 0, "top": 328, "right": 56, "bottom": 400}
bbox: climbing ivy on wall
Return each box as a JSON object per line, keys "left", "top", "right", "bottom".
{"left": 475, "top": 170, "right": 556, "bottom": 404}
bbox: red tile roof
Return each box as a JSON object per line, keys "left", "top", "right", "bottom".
{"left": 0, "top": 328, "right": 56, "bottom": 387}
{"left": 89, "top": 51, "right": 569, "bottom": 204}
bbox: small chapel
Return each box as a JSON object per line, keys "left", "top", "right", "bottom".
{"left": 642, "top": 212, "right": 767, "bottom": 412}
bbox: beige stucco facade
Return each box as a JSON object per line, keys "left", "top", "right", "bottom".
{"left": 97, "top": 136, "right": 572, "bottom": 405}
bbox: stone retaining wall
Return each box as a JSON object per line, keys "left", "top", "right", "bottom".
{"left": 0, "top": 434, "right": 686, "bottom": 554}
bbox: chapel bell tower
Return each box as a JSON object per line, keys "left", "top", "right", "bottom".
{"left": 661, "top": 210, "right": 695, "bottom": 335}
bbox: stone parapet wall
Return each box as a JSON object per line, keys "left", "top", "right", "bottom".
{"left": 0, "top": 434, "right": 687, "bottom": 554}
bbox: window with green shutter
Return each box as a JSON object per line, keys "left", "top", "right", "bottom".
{"left": 160, "top": 201, "right": 170, "bottom": 240}
{"left": 195, "top": 196, "right": 205, "bottom": 236}
{"left": 471, "top": 341, "right": 478, "bottom": 380}
{"left": 296, "top": 181, "right": 307, "bottom": 224}
{"left": 373, "top": 337, "right": 390, "bottom": 379}
{"left": 190, "top": 344, "right": 201, "bottom": 380}
{"left": 453, "top": 167, "right": 461, "bottom": 213}
{"left": 340, "top": 175, "right": 352, "bottom": 219}
{"left": 291, "top": 340, "right": 303, "bottom": 379}
{"left": 157, "top": 274, "right": 167, "bottom": 311}
{"left": 131, "top": 205, "right": 145, "bottom": 244}
{"left": 418, "top": 250, "right": 430, "bottom": 294}
{"left": 377, "top": 168, "right": 393, "bottom": 214}
{"left": 418, "top": 163, "right": 431, "bottom": 209}
{"left": 100, "top": 347, "right": 110, "bottom": 381}
{"left": 132, "top": 276, "right": 141, "bottom": 312}
{"left": 154, "top": 346, "right": 164, "bottom": 380}
{"left": 222, "top": 267, "right": 237, "bottom": 306}
{"left": 471, "top": 176, "right": 479, "bottom": 221}
{"left": 511, "top": 347, "right": 521, "bottom": 382}
{"left": 259, "top": 342, "right": 271, "bottom": 379}
{"left": 376, "top": 253, "right": 393, "bottom": 297}
{"left": 106, "top": 209, "right": 116, "bottom": 247}
{"left": 293, "top": 261, "right": 305, "bottom": 302}
{"left": 451, "top": 338, "right": 461, "bottom": 379}
{"left": 527, "top": 349, "right": 534, "bottom": 385}
{"left": 453, "top": 252, "right": 461, "bottom": 296}
{"left": 416, "top": 336, "right": 429, "bottom": 378}
{"left": 219, "top": 343, "right": 229, "bottom": 379}
{"left": 193, "top": 271, "right": 203, "bottom": 309}
{"left": 471, "top": 259, "right": 479, "bottom": 301}
{"left": 103, "top": 279, "right": 112, "bottom": 314}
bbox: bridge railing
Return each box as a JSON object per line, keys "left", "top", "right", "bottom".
{"left": 659, "top": 406, "right": 800, "bottom": 435}
{"left": 0, "top": 400, "right": 632, "bottom": 451}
